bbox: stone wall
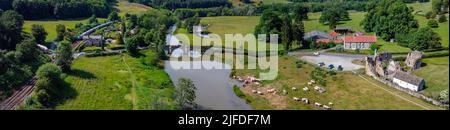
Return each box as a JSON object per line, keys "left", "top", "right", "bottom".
{"left": 372, "top": 76, "right": 448, "bottom": 108}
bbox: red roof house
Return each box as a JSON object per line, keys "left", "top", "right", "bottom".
{"left": 343, "top": 35, "right": 377, "bottom": 50}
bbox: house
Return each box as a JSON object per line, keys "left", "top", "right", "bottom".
{"left": 334, "top": 26, "right": 352, "bottom": 34}
{"left": 343, "top": 35, "right": 377, "bottom": 50}
{"left": 393, "top": 71, "right": 425, "bottom": 92}
{"left": 303, "top": 31, "right": 332, "bottom": 41}
{"left": 82, "top": 35, "right": 104, "bottom": 46}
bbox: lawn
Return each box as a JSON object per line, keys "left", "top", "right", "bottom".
{"left": 115, "top": 0, "right": 151, "bottom": 16}
{"left": 235, "top": 56, "right": 441, "bottom": 110}
{"left": 414, "top": 14, "right": 449, "bottom": 47}
{"left": 414, "top": 56, "right": 449, "bottom": 99}
{"left": 23, "top": 18, "right": 108, "bottom": 42}
{"left": 407, "top": 2, "right": 432, "bottom": 16}
{"left": 175, "top": 16, "right": 280, "bottom": 51}
{"left": 304, "top": 12, "right": 366, "bottom": 33}
{"left": 24, "top": 19, "right": 89, "bottom": 42}
{"left": 56, "top": 50, "right": 176, "bottom": 110}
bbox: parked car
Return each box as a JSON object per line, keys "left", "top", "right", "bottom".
{"left": 318, "top": 62, "right": 325, "bottom": 67}
{"left": 313, "top": 52, "right": 320, "bottom": 56}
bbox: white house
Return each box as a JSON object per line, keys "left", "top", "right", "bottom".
{"left": 392, "top": 71, "right": 425, "bottom": 92}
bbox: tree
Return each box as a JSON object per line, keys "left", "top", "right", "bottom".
{"left": 174, "top": 78, "right": 197, "bottom": 110}
{"left": 35, "top": 63, "right": 63, "bottom": 107}
{"left": 55, "top": 41, "right": 73, "bottom": 72}
{"left": 398, "top": 27, "right": 442, "bottom": 51}
{"left": 428, "top": 20, "right": 439, "bottom": 28}
{"left": 108, "top": 11, "right": 120, "bottom": 21}
{"left": 254, "top": 10, "right": 283, "bottom": 36}
{"left": 88, "top": 14, "right": 98, "bottom": 24}
{"left": 128, "top": 14, "right": 138, "bottom": 29}
{"left": 55, "top": 24, "right": 66, "bottom": 41}
{"left": 0, "top": 10, "right": 24, "bottom": 50}
{"left": 281, "top": 16, "right": 293, "bottom": 51}
{"left": 16, "top": 38, "right": 48, "bottom": 67}
{"left": 125, "top": 36, "right": 138, "bottom": 56}
{"left": 291, "top": 21, "right": 305, "bottom": 48}
{"left": 438, "top": 15, "right": 447, "bottom": 23}
{"left": 310, "top": 67, "right": 328, "bottom": 87}
{"left": 370, "top": 44, "right": 379, "bottom": 52}
{"left": 31, "top": 24, "right": 47, "bottom": 45}
{"left": 319, "top": 5, "right": 349, "bottom": 29}
{"left": 361, "top": 0, "right": 418, "bottom": 41}
{"left": 185, "top": 14, "right": 200, "bottom": 33}
{"left": 432, "top": 0, "right": 444, "bottom": 14}
{"left": 425, "top": 11, "right": 434, "bottom": 19}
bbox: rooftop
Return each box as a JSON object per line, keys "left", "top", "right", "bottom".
{"left": 393, "top": 71, "right": 424, "bottom": 86}
{"left": 344, "top": 35, "right": 377, "bottom": 43}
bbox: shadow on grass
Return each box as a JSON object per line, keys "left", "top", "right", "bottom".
{"left": 45, "top": 80, "right": 78, "bottom": 109}
{"left": 68, "top": 69, "right": 97, "bottom": 79}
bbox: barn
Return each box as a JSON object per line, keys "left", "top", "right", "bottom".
{"left": 392, "top": 71, "right": 425, "bottom": 92}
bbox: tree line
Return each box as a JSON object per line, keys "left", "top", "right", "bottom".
{"left": 0, "top": 0, "right": 114, "bottom": 20}
{"left": 128, "top": 0, "right": 231, "bottom": 10}
{"left": 254, "top": 4, "right": 307, "bottom": 52}
{"left": 174, "top": 5, "right": 261, "bottom": 20}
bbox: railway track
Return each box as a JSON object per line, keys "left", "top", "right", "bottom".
{"left": 0, "top": 77, "right": 38, "bottom": 110}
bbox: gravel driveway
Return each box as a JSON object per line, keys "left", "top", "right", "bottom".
{"left": 300, "top": 54, "right": 364, "bottom": 71}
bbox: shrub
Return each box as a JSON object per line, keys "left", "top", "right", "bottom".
{"left": 85, "top": 51, "right": 120, "bottom": 57}
{"left": 233, "top": 85, "right": 245, "bottom": 98}
{"left": 423, "top": 51, "right": 449, "bottom": 58}
{"left": 438, "top": 15, "right": 447, "bottom": 23}
{"left": 428, "top": 20, "right": 439, "bottom": 28}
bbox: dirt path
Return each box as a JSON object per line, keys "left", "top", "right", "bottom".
{"left": 122, "top": 56, "right": 138, "bottom": 110}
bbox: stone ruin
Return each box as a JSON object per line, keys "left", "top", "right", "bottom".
{"left": 366, "top": 52, "right": 393, "bottom": 78}
{"left": 405, "top": 51, "right": 423, "bottom": 70}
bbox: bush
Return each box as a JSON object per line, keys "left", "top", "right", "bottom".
{"left": 438, "top": 15, "right": 447, "bottom": 23}
{"left": 233, "top": 85, "right": 246, "bottom": 98}
{"left": 423, "top": 51, "right": 449, "bottom": 58}
{"left": 35, "top": 63, "right": 63, "bottom": 107}
{"left": 85, "top": 51, "right": 120, "bottom": 57}
{"left": 428, "top": 20, "right": 439, "bottom": 28}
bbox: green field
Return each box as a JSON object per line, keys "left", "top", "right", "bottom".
{"left": 235, "top": 56, "right": 441, "bottom": 110}
{"left": 408, "top": 2, "right": 432, "bottom": 16}
{"left": 414, "top": 14, "right": 449, "bottom": 47}
{"left": 56, "top": 51, "right": 175, "bottom": 110}
{"left": 415, "top": 56, "right": 449, "bottom": 99}
{"left": 304, "top": 12, "right": 366, "bottom": 33}
{"left": 24, "top": 19, "right": 90, "bottom": 42}
{"left": 175, "top": 16, "right": 280, "bottom": 51}
{"left": 116, "top": 0, "right": 151, "bottom": 16}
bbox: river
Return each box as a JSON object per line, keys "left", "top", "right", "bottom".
{"left": 164, "top": 25, "right": 251, "bottom": 110}
{"left": 164, "top": 61, "right": 251, "bottom": 110}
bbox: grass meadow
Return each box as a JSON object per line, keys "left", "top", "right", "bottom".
{"left": 235, "top": 56, "right": 441, "bottom": 110}
{"left": 414, "top": 56, "right": 449, "bottom": 99}
{"left": 56, "top": 51, "right": 175, "bottom": 110}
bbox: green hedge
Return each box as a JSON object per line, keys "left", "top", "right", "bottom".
{"left": 85, "top": 51, "right": 120, "bottom": 57}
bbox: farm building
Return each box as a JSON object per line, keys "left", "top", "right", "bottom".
{"left": 392, "top": 71, "right": 425, "bottom": 92}
{"left": 82, "top": 35, "right": 104, "bottom": 46}
{"left": 303, "top": 30, "right": 332, "bottom": 41}
{"left": 343, "top": 35, "right": 377, "bottom": 50}
{"left": 334, "top": 26, "right": 352, "bottom": 34}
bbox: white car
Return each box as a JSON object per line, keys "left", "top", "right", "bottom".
{"left": 313, "top": 52, "right": 320, "bottom": 55}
